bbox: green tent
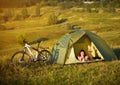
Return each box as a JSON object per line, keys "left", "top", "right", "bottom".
{"left": 52, "top": 30, "right": 117, "bottom": 64}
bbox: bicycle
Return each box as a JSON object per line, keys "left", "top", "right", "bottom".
{"left": 11, "top": 38, "right": 52, "bottom": 67}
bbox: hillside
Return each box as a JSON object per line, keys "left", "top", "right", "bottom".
{"left": 0, "top": 6, "right": 120, "bottom": 55}
{"left": 0, "top": 2, "right": 120, "bottom": 85}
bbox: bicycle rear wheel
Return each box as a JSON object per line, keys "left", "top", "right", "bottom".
{"left": 38, "top": 50, "right": 52, "bottom": 64}
{"left": 11, "top": 51, "right": 30, "bottom": 66}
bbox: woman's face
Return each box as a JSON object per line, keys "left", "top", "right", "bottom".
{"left": 80, "top": 51, "right": 85, "bottom": 56}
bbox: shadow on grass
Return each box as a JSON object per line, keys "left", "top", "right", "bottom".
{"left": 113, "top": 48, "right": 120, "bottom": 60}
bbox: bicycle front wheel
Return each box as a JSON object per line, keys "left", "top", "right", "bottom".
{"left": 38, "top": 50, "right": 52, "bottom": 64}
{"left": 11, "top": 51, "right": 30, "bottom": 66}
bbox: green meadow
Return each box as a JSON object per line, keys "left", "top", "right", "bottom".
{"left": 0, "top": 4, "right": 120, "bottom": 85}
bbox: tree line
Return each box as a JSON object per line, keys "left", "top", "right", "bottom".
{"left": 0, "top": 0, "right": 120, "bottom": 8}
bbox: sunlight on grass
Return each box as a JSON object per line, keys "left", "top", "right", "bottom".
{"left": 0, "top": 56, "right": 120, "bottom": 85}
{"left": 0, "top": 2, "right": 120, "bottom": 85}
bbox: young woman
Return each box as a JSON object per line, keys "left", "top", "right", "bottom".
{"left": 77, "top": 50, "right": 89, "bottom": 62}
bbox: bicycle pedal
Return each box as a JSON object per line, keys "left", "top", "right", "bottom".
{"left": 19, "top": 60, "right": 24, "bottom": 63}
{"left": 33, "top": 59, "right": 37, "bottom": 62}
{"left": 42, "top": 58, "right": 47, "bottom": 61}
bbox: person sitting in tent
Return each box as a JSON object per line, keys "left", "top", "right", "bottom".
{"left": 77, "top": 50, "right": 89, "bottom": 62}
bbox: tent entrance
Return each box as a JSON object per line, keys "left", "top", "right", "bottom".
{"left": 73, "top": 35, "right": 91, "bottom": 58}
{"left": 73, "top": 35, "right": 104, "bottom": 61}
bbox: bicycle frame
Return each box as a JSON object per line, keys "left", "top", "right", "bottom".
{"left": 24, "top": 43, "right": 38, "bottom": 61}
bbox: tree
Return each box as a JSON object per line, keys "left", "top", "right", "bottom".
{"left": 21, "top": 8, "right": 29, "bottom": 19}
{"left": 48, "top": 13, "right": 58, "bottom": 25}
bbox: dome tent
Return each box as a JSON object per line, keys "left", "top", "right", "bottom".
{"left": 51, "top": 30, "right": 117, "bottom": 64}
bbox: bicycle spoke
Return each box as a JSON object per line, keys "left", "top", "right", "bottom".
{"left": 38, "top": 50, "right": 52, "bottom": 65}
{"left": 11, "top": 51, "right": 30, "bottom": 67}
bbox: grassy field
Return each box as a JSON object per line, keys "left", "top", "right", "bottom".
{"left": 0, "top": 59, "right": 120, "bottom": 85}
{"left": 0, "top": 6, "right": 120, "bottom": 85}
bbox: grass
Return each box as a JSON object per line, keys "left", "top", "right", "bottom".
{"left": 0, "top": 57, "right": 120, "bottom": 85}
{"left": 0, "top": 6, "right": 120, "bottom": 85}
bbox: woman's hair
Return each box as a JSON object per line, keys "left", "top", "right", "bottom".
{"left": 79, "top": 50, "right": 86, "bottom": 57}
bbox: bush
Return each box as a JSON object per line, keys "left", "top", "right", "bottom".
{"left": 47, "top": 0, "right": 58, "bottom": 6}
{"left": 4, "top": 9, "right": 14, "bottom": 19}
{"left": 48, "top": 13, "right": 58, "bottom": 25}
{"left": 59, "top": 1, "right": 75, "bottom": 9}
{"left": 2, "top": 16, "right": 9, "bottom": 23}
{"left": 76, "top": 0, "right": 84, "bottom": 7}
{"left": 21, "top": 8, "right": 29, "bottom": 19}
{"left": 109, "top": 7, "right": 116, "bottom": 13}
{"left": 103, "top": 7, "right": 116, "bottom": 13}
{"left": 92, "top": 8, "right": 99, "bottom": 13}
{"left": 39, "top": 1, "right": 48, "bottom": 7}
{"left": 1, "top": 9, "right": 14, "bottom": 22}
{"left": 85, "top": 4, "right": 92, "bottom": 13}
{"left": 13, "top": 14, "right": 24, "bottom": 21}
{"left": 35, "top": 3, "right": 41, "bottom": 17}
{"left": 16, "top": 34, "right": 28, "bottom": 45}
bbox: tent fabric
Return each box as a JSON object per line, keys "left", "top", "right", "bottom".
{"left": 51, "top": 30, "right": 117, "bottom": 64}
{"left": 85, "top": 30, "right": 116, "bottom": 61}
{"left": 51, "top": 34, "right": 71, "bottom": 64}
